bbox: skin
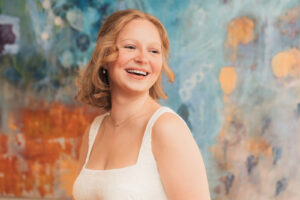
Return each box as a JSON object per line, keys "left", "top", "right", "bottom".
{"left": 76, "top": 19, "right": 211, "bottom": 199}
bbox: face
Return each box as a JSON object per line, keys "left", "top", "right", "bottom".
{"left": 107, "top": 19, "right": 163, "bottom": 96}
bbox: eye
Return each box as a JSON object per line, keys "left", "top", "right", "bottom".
{"left": 150, "top": 49, "right": 160, "bottom": 54}
{"left": 124, "top": 45, "right": 135, "bottom": 50}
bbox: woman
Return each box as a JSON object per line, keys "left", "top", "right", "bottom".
{"left": 72, "top": 9, "right": 210, "bottom": 200}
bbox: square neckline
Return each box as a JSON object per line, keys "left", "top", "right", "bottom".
{"left": 83, "top": 106, "right": 165, "bottom": 173}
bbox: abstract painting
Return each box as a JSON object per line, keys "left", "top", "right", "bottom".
{"left": 0, "top": 0, "right": 299, "bottom": 199}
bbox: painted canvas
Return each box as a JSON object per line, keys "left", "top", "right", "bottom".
{"left": 0, "top": 0, "right": 299, "bottom": 199}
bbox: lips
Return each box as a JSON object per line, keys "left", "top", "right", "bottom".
{"left": 125, "top": 68, "right": 149, "bottom": 77}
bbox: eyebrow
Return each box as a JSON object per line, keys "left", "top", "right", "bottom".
{"left": 119, "top": 39, "right": 161, "bottom": 47}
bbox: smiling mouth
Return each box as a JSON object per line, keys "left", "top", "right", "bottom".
{"left": 125, "top": 69, "right": 149, "bottom": 76}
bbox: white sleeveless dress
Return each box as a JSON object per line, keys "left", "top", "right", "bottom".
{"left": 72, "top": 106, "right": 178, "bottom": 200}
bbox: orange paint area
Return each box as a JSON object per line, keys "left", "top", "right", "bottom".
{"left": 0, "top": 135, "right": 8, "bottom": 155}
{"left": 219, "top": 66, "right": 238, "bottom": 95}
{"left": 271, "top": 48, "right": 300, "bottom": 78}
{"left": 0, "top": 156, "right": 23, "bottom": 196}
{"left": 227, "top": 17, "right": 255, "bottom": 48}
{"left": 247, "top": 136, "right": 272, "bottom": 158}
{"left": 0, "top": 100, "right": 100, "bottom": 197}
{"left": 21, "top": 102, "right": 95, "bottom": 139}
{"left": 225, "top": 17, "right": 255, "bottom": 61}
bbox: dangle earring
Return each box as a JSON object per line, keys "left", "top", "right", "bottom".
{"left": 102, "top": 68, "right": 107, "bottom": 74}
{"left": 99, "top": 66, "right": 109, "bottom": 86}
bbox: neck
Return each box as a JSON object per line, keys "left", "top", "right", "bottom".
{"left": 109, "top": 88, "right": 155, "bottom": 125}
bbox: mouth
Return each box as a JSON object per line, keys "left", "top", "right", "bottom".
{"left": 125, "top": 69, "right": 149, "bottom": 77}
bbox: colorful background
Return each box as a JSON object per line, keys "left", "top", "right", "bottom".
{"left": 1, "top": 0, "right": 300, "bottom": 199}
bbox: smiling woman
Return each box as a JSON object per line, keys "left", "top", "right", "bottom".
{"left": 108, "top": 19, "right": 164, "bottom": 98}
{"left": 75, "top": 9, "right": 174, "bottom": 110}
{"left": 73, "top": 9, "right": 210, "bottom": 200}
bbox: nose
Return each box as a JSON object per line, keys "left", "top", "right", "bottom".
{"left": 134, "top": 50, "right": 148, "bottom": 64}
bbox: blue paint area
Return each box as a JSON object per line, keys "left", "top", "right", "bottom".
{"left": 177, "top": 103, "right": 192, "bottom": 130}
{"left": 246, "top": 155, "right": 258, "bottom": 174}
{"left": 261, "top": 117, "right": 271, "bottom": 135}
{"left": 76, "top": 0, "right": 89, "bottom": 10}
{"left": 272, "top": 146, "right": 282, "bottom": 165}
{"left": 50, "top": 79, "right": 61, "bottom": 89}
{"left": 275, "top": 178, "right": 288, "bottom": 196}
{"left": 75, "top": 33, "right": 90, "bottom": 52}
{"left": 225, "top": 172, "right": 235, "bottom": 195}
{"left": 297, "top": 103, "right": 300, "bottom": 117}
{"left": 2, "top": 67, "right": 21, "bottom": 84}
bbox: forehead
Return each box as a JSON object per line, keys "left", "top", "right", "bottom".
{"left": 117, "top": 19, "right": 162, "bottom": 45}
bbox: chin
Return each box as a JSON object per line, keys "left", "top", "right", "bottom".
{"left": 124, "top": 85, "right": 152, "bottom": 95}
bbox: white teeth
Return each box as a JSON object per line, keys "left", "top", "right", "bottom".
{"left": 126, "top": 69, "right": 148, "bottom": 76}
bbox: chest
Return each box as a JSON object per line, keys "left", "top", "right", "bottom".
{"left": 85, "top": 117, "right": 148, "bottom": 170}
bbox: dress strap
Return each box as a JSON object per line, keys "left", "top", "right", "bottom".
{"left": 137, "top": 106, "right": 176, "bottom": 164}
{"left": 83, "top": 113, "right": 109, "bottom": 167}
{"left": 146, "top": 107, "right": 176, "bottom": 132}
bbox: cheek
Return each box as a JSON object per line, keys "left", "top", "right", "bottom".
{"left": 152, "top": 58, "right": 163, "bottom": 73}
{"left": 115, "top": 50, "right": 134, "bottom": 66}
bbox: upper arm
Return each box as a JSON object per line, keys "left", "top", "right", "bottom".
{"left": 152, "top": 113, "right": 211, "bottom": 200}
{"left": 76, "top": 125, "right": 90, "bottom": 176}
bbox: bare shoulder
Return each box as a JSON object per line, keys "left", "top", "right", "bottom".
{"left": 152, "top": 111, "right": 198, "bottom": 164}
{"left": 152, "top": 111, "right": 211, "bottom": 200}
{"left": 152, "top": 111, "right": 193, "bottom": 150}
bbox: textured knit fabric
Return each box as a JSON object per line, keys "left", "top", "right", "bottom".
{"left": 72, "top": 106, "right": 177, "bottom": 200}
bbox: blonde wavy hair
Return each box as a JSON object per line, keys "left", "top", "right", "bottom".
{"left": 75, "top": 9, "right": 174, "bottom": 111}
